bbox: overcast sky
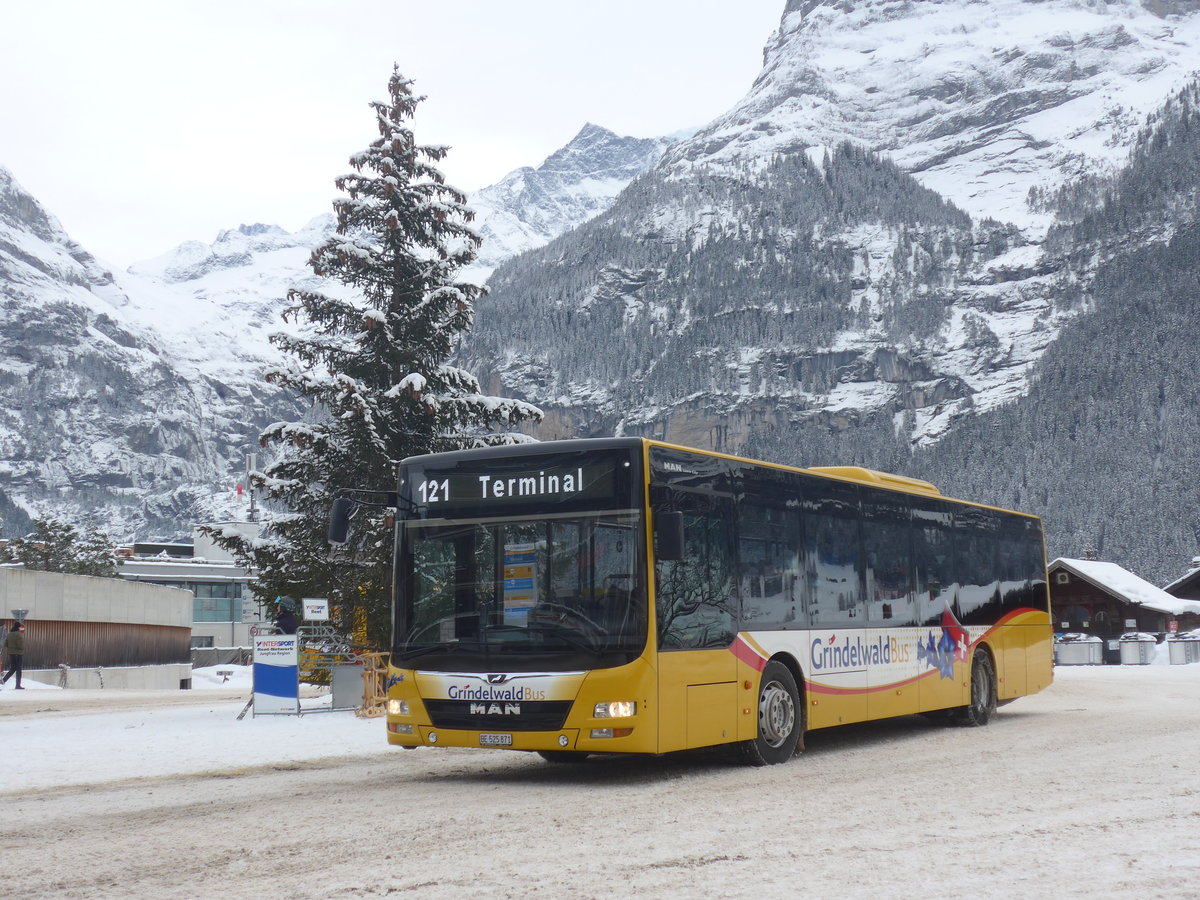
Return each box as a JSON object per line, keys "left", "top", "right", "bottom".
{"left": 0, "top": 1, "right": 784, "bottom": 269}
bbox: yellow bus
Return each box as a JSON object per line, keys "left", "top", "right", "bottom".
{"left": 377, "top": 438, "right": 1052, "bottom": 765}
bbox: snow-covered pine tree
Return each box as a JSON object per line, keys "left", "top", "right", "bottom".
{"left": 202, "top": 67, "right": 542, "bottom": 647}
{"left": 0, "top": 517, "right": 118, "bottom": 577}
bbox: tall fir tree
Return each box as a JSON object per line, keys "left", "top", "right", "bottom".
{"left": 202, "top": 68, "right": 541, "bottom": 646}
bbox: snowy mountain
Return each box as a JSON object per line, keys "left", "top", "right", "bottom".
{"left": 4, "top": 0, "right": 1200, "bottom": 580}
{"left": 460, "top": 0, "right": 1200, "bottom": 578}
{"left": 0, "top": 167, "right": 291, "bottom": 538}
{"left": 123, "top": 217, "right": 336, "bottom": 373}
{"left": 672, "top": 0, "right": 1200, "bottom": 233}
{"left": 467, "top": 124, "right": 674, "bottom": 278}
{"left": 0, "top": 123, "right": 666, "bottom": 540}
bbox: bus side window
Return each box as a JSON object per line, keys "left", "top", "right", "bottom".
{"left": 913, "top": 500, "right": 954, "bottom": 627}
{"left": 997, "top": 516, "right": 1045, "bottom": 616}
{"left": 860, "top": 487, "right": 915, "bottom": 627}
{"left": 955, "top": 507, "right": 1000, "bottom": 625}
{"left": 802, "top": 478, "right": 863, "bottom": 630}
{"left": 653, "top": 490, "right": 737, "bottom": 650}
{"left": 736, "top": 500, "right": 803, "bottom": 629}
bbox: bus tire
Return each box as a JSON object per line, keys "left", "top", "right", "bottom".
{"left": 956, "top": 649, "right": 997, "bottom": 727}
{"left": 739, "top": 661, "right": 802, "bottom": 766}
{"left": 537, "top": 751, "right": 590, "bottom": 763}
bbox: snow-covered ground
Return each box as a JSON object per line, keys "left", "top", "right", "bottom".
{"left": 0, "top": 666, "right": 386, "bottom": 793}
{"left": 2, "top": 663, "right": 1199, "bottom": 898}
{"left": 2, "top": 654, "right": 1190, "bottom": 794}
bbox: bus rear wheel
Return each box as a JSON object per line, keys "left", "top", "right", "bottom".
{"left": 739, "top": 661, "right": 802, "bottom": 766}
{"left": 956, "top": 649, "right": 997, "bottom": 727}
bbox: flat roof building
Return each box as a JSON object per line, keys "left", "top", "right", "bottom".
{"left": 118, "top": 523, "right": 266, "bottom": 649}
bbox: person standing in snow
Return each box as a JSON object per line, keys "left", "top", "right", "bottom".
{"left": 273, "top": 603, "right": 298, "bottom": 635}
{"left": 1, "top": 620, "right": 24, "bottom": 689}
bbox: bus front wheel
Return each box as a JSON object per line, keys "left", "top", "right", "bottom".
{"left": 956, "top": 649, "right": 997, "bottom": 727}
{"left": 739, "top": 661, "right": 802, "bottom": 766}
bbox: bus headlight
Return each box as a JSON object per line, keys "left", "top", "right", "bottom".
{"left": 387, "top": 699, "right": 410, "bottom": 716}
{"left": 594, "top": 701, "right": 636, "bottom": 718}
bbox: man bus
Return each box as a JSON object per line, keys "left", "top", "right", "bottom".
{"left": 339, "top": 438, "right": 1051, "bottom": 765}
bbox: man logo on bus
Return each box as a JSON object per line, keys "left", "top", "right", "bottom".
{"left": 471, "top": 702, "right": 521, "bottom": 715}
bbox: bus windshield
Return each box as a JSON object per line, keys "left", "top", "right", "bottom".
{"left": 396, "top": 511, "right": 646, "bottom": 670}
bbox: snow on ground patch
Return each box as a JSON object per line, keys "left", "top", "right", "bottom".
{"left": 0, "top": 689, "right": 384, "bottom": 794}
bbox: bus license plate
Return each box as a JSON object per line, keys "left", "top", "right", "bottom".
{"left": 479, "top": 733, "right": 513, "bottom": 746}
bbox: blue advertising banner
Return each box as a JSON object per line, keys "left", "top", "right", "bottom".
{"left": 253, "top": 634, "right": 300, "bottom": 715}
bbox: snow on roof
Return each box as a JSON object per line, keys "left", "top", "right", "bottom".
{"left": 1051, "top": 558, "right": 1200, "bottom": 618}
{"left": 1163, "top": 558, "right": 1200, "bottom": 596}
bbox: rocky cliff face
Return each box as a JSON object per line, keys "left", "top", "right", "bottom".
{"left": 464, "top": 0, "right": 1200, "bottom": 450}
{"left": 0, "top": 167, "right": 292, "bottom": 537}
{"left": 465, "top": 144, "right": 1064, "bottom": 452}
{"left": 675, "top": 0, "right": 1200, "bottom": 231}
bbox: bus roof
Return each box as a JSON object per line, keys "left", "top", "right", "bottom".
{"left": 399, "top": 437, "right": 644, "bottom": 469}
{"left": 805, "top": 466, "right": 941, "bottom": 496}
{"left": 400, "top": 437, "right": 1037, "bottom": 517}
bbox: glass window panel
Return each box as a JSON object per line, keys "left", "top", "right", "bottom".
{"left": 913, "top": 501, "right": 955, "bottom": 627}
{"left": 956, "top": 507, "right": 1001, "bottom": 625}
{"left": 861, "top": 487, "right": 915, "bottom": 627}
{"left": 737, "top": 500, "right": 803, "bottom": 629}
{"left": 400, "top": 513, "right": 645, "bottom": 664}
{"left": 803, "top": 479, "right": 862, "bottom": 629}
{"left": 655, "top": 493, "right": 737, "bottom": 650}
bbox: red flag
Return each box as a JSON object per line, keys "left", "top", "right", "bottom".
{"left": 941, "top": 602, "right": 970, "bottom": 663}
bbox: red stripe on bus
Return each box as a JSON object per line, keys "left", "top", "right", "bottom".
{"left": 730, "top": 637, "right": 767, "bottom": 672}
{"left": 806, "top": 668, "right": 942, "bottom": 696}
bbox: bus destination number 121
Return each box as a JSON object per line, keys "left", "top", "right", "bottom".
{"left": 417, "top": 478, "right": 451, "bottom": 504}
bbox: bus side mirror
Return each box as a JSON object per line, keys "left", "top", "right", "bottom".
{"left": 328, "top": 497, "right": 355, "bottom": 545}
{"left": 655, "top": 511, "right": 685, "bottom": 561}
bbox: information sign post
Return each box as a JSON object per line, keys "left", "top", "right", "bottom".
{"left": 302, "top": 598, "right": 330, "bottom": 621}
{"left": 252, "top": 633, "right": 300, "bottom": 716}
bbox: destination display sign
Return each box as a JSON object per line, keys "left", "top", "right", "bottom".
{"left": 402, "top": 450, "right": 635, "bottom": 517}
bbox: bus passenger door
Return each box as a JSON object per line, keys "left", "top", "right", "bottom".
{"left": 652, "top": 491, "right": 739, "bottom": 753}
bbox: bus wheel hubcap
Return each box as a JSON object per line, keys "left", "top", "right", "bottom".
{"left": 759, "top": 681, "right": 795, "bottom": 748}
{"left": 974, "top": 666, "right": 990, "bottom": 712}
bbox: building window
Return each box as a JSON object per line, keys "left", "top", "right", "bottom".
{"left": 190, "top": 636, "right": 215, "bottom": 648}
{"left": 192, "top": 582, "right": 241, "bottom": 622}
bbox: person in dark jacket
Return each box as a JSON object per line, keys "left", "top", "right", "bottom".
{"left": 274, "top": 604, "right": 298, "bottom": 635}
{"left": 1, "top": 621, "right": 24, "bottom": 689}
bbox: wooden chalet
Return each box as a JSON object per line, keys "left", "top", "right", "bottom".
{"left": 1048, "top": 557, "right": 1200, "bottom": 643}
{"left": 1163, "top": 558, "right": 1200, "bottom": 606}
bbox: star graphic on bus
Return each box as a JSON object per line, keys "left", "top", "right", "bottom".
{"left": 918, "top": 603, "right": 971, "bottom": 679}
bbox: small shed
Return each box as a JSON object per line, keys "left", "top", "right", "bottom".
{"left": 1049, "top": 558, "right": 1200, "bottom": 642}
